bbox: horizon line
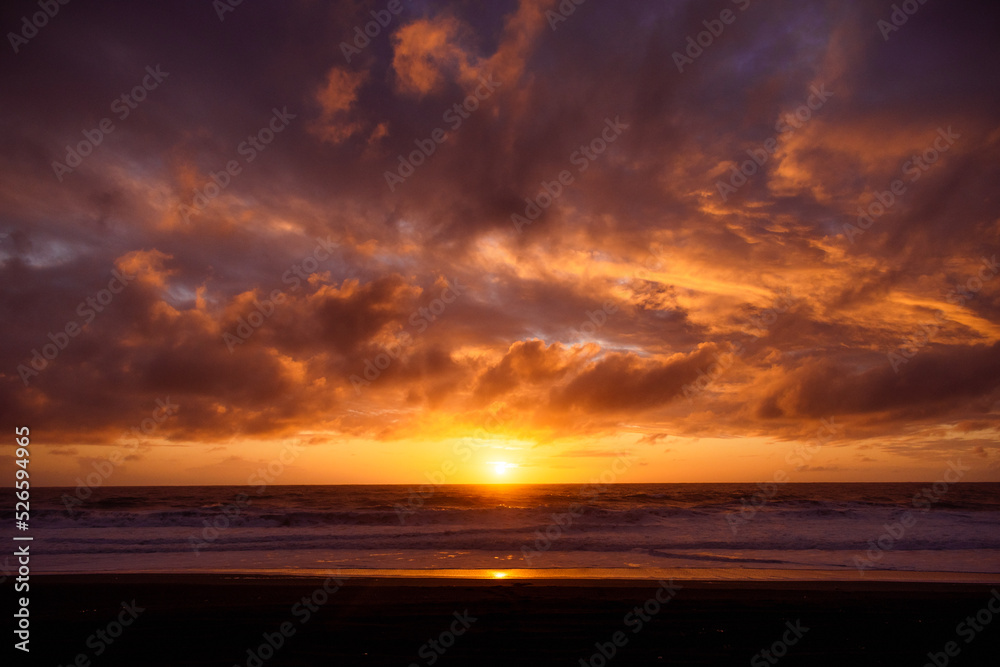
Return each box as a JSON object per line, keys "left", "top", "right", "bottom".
{"left": 16, "top": 480, "right": 1000, "bottom": 489}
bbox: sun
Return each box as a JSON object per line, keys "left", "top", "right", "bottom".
{"left": 490, "top": 461, "right": 517, "bottom": 477}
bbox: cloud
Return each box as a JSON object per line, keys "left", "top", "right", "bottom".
{"left": 311, "top": 67, "right": 368, "bottom": 144}
{"left": 473, "top": 339, "right": 581, "bottom": 402}
{"left": 550, "top": 346, "right": 723, "bottom": 413}
{"left": 391, "top": 15, "right": 482, "bottom": 97}
{"left": 1, "top": 0, "right": 999, "bottom": 482}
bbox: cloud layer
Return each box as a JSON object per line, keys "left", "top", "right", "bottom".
{"left": 2, "top": 0, "right": 999, "bottom": 482}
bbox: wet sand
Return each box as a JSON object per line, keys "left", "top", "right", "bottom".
{"left": 29, "top": 572, "right": 1000, "bottom": 666}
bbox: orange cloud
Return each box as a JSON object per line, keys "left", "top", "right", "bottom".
{"left": 311, "top": 66, "right": 368, "bottom": 144}
{"left": 391, "top": 15, "right": 481, "bottom": 96}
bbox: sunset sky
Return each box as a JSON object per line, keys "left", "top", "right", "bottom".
{"left": 2, "top": 0, "right": 999, "bottom": 486}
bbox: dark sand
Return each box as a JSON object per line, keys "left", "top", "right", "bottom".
{"left": 28, "top": 573, "right": 1000, "bottom": 666}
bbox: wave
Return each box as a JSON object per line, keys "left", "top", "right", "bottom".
{"left": 17, "top": 502, "right": 1000, "bottom": 531}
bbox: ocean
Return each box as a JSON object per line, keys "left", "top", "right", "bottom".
{"left": 17, "top": 483, "right": 1000, "bottom": 577}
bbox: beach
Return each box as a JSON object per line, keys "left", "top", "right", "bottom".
{"left": 22, "top": 484, "right": 1000, "bottom": 663}
{"left": 31, "top": 571, "right": 1000, "bottom": 666}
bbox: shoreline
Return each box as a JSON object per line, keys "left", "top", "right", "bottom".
{"left": 34, "top": 566, "right": 1000, "bottom": 585}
